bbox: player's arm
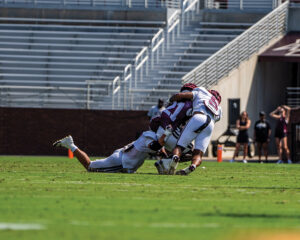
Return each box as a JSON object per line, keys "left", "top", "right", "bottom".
{"left": 158, "top": 125, "right": 173, "bottom": 146}
{"left": 169, "top": 92, "right": 193, "bottom": 102}
{"left": 157, "top": 147, "right": 169, "bottom": 159}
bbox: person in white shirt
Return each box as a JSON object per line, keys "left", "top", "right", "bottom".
{"left": 147, "top": 98, "right": 165, "bottom": 119}
{"left": 53, "top": 131, "right": 165, "bottom": 173}
{"left": 167, "top": 87, "right": 222, "bottom": 175}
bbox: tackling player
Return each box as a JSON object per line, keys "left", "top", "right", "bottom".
{"left": 53, "top": 131, "right": 165, "bottom": 173}
{"left": 167, "top": 87, "right": 222, "bottom": 175}
{"left": 149, "top": 83, "right": 197, "bottom": 174}
{"left": 150, "top": 83, "right": 197, "bottom": 146}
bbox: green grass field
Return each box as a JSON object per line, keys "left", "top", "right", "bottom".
{"left": 0, "top": 156, "right": 300, "bottom": 240}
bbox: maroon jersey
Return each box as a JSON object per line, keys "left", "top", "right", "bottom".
{"left": 149, "top": 101, "right": 193, "bottom": 132}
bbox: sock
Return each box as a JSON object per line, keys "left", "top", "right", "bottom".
{"left": 70, "top": 144, "right": 78, "bottom": 152}
{"left": 182, "top": 164, "right": 196, "bottom": 175}
{"left": 189, "top": 164, "right": 196, "bottom": 172}
{"left": 172, "top": 155, "right": 180, "bottom": 163}
{"left": 170, "top": 155, "right": 180, "bottom": 172}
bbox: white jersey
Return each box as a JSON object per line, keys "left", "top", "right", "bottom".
{"left": 122, "top": 131, "right": 157, "bottom": 171}
{"left": 192, "top": 87, "right": 222, "bottom": 122}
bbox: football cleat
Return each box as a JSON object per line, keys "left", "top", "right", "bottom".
{"left": 168, "top": 155, "right": 180, "bottom": 175}
{"left": 154, "top": 160, "right": 164, "bottom": 175}
{"left": 53, "top": 135, "right": 74, "bottom": 149}
{"left": 175, "top": 169, "right": 188, "bottom": 175}
{"left": 155, "top": 159, "right": 173, "bottom": 175}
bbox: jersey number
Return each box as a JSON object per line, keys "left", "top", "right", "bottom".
{"left": 204, "top": 96, "right": 220, "bottom": 116}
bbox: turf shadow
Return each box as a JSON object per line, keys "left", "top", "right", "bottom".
{"left": 198, "top": 212, "right": 300, "bottom": 219}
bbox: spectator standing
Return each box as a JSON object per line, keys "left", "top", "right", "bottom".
{"left": 147, "top": 98, "right": 165, "bottom": 120}
{"left": 269, "top": 105, "right": 292, "bottom": 164}
{"left": 254, "top": 111, "right": 271, "bottom": 163}
{"left": 230, "top": 111, "right": 251, "bottom": 163}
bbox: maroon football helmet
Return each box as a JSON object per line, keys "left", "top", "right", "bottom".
{"left": 209, "top": 90, "right": 221, "bottom": 104}
{"left": 180, "top": 83, "right": 198, "bottom": 92}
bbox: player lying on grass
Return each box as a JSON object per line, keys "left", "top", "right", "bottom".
{"left": 53, "top": 128, "right": 178, "bottom": 173}
{"left": 166, "top": 87, "right": 222, "bottom": 175}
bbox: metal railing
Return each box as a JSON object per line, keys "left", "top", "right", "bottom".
{"left": 182, "top": 0, "right": 289, "bottom": 87}
{"left": 0, "top": 0, "right": 182, "bottom": 8}
{"left": 0, "top": 0, "right": 201, "bottom": 110}
{"left": 286, "top": 87, "right": 300, "bottom": 107}
{"left": 133, "top": 46, "right": 149, "bottom": 88}
{"left": 0, "top": 85, "right": 107, "bottom": 107}
{"left": 204, "top": 0, "right": 284, "bottom": 10}
{"left": 86, "top": 76, "right": 121, "bottom": 109}
{"left": 125, "top": 0, "right": 200, "bottom": 109}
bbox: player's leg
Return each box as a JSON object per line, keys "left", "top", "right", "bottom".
{"left": 275, "top": 137, "right": 283, "bottom": 163}
{"left": 156, "top": 132, "right": 193, "bottom": 175}
{"left": 73, "top": 148, "right": 91, "bottom": 170}
{"left": 53, "top": 135, "right": 91, "bottom": 170}
{"left": 175, "top": 149, "right": 203, "bottom": 175}
{"left": 168, "top": 115, "right": 200, "bottom": 174}
{"left": 168, "top": 146, "right": 184, "bottom": 174}
{"left": 176, "top": 116, "right": 214, "bottom": 175}
{"left": 88, "top": 149, "right": 123, "bottom": 172}
{"left": 282, "top": 136, "right": 292, "bottom": 163}
{"left": 257, "top": 142, "right": 262, "bottom": 163}
{"left": 242, "top": 143, "right": 248, "bottom": 163}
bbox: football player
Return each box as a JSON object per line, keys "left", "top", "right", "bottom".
{"left": 149, "top": 83, "right": 198, "bottom": 174}
{"left": 167, "top": 87, "right": 222, "bottom": 175}
{"left": 53, "top": 130, "right": 165, "bottom": 173}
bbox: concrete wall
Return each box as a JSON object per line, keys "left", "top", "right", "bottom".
{"left": 0, "top": 108, "right": 149, "bottom": 156}
{"left": 287, "top": 8, "right": 300, "bottom": 32}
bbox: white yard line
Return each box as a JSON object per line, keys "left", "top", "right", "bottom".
{"left": 0, "top": 223, "right": 45, "bottom": 230}
{"left": 69, "top": 220, "right": 219, "bottom": 229}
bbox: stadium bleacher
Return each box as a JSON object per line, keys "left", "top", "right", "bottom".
{"left": 0, "top": 0, "right": 181, "bottom": 9}
{"left": 0, "top": 0, "right": 292, "bottom": 111}
{"left": 129, "top": 21, "right": 254, "bottom": 109}
{"left": 0, "top": 17, "right": 164, "bottom": 109}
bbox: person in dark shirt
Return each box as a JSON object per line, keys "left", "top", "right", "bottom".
{"left": 230, "top": 111, "right": 251, "bottom": 163}
{"left": 254, "top": 111, "right": 271, "bottom": 163}
{"left": 269, "top": 105, "right": 292, "bottom": 164}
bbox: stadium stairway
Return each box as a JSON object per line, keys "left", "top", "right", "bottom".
{"left": 0, "top": 18, "right": 164, "bottom": 109}
{"left": 128, "top": 16, "right": 254, "bottom": 110}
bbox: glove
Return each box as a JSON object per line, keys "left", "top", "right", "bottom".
{"left": 163, "top": 125, "right": 173, "bottom": 138}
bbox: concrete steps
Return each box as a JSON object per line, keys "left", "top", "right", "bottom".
{"left": 129, "top": 19, "right": 253, "bottom": 110}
